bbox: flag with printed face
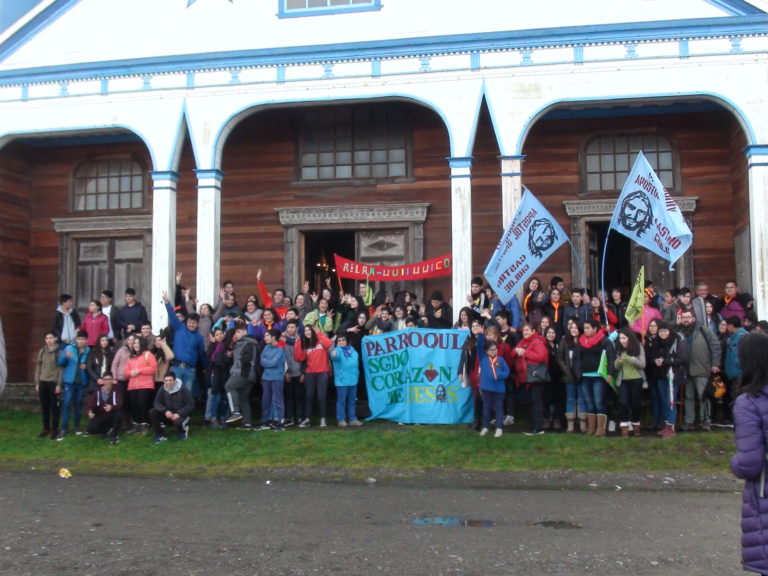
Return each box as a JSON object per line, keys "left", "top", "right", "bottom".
{"left": 624, "top": 266, "right": 645, "bottom": 326}
{"left": 609, "top": 152, "right": 692, "bottom": 270}
{"left": 484, "top": 188, "right": 567, "bottom": 305}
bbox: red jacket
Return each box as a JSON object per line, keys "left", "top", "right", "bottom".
{"left": 513, "top": 333, "right": 549, "bottom": 386}
{"left": 293, "top": 332, "right": 332, "bottom": 374}
{"left": 82, "top": 313, "right": 110, "bottom": 347}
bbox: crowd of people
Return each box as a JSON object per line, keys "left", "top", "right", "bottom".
{"left": 34, "top": 266, "right": 758, "bottom": 444}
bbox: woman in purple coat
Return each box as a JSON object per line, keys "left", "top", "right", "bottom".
{"left": 731, "top": 332, "right": 768, "bottom": 575}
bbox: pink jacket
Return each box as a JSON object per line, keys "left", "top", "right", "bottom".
{"left": 126, "top": 351, "right": 158, "bottom": 391}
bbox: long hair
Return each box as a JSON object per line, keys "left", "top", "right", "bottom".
{"left": 131, "top": 336, "right": 148, "bottom": 357}
{"left": 301, "top": 325, "right": 319, "bottom": 350}
{"left": 737, "top": 332, "right": 768, "bottom": 397}
{"left": 617, "top": 326, "right": 642, "bottom": 357}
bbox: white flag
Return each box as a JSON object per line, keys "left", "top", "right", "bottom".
{"left": 484, "top": 188, "right": 567, "bottom": 304}
{"left": 610, "top": 152, "right": 692, "bottom": 270}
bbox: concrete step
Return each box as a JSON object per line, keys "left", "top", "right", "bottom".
{"left": 0, "top": 382, "right": 39, "bottom": 412}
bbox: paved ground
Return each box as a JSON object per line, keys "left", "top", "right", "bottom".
{"left": 0, "top": 469, "right": 744, "bottom": 576}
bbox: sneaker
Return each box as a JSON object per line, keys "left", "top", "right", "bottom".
{"left": 320, "top": 418, "right": 327, "bottom": 428}
{"left": 49, "top": 431, "right": 59, "bottom": 441}
{"left": 480, "top": 427, "right": 489, "bottom": 437}
{"left": 284, "top": 418, "right": 295, "bottom": 427}
{"left": 153, "top": 435, "right": 168, "bottom": 444}
{"left": 126, "top": 422, "right": 140, "bottom": 435}
{"left": 524, "top": 429, "right": 545, "bottom": 436}
{"left": 74, "top": 427, "right": 83, "bottom": 436}
{"left": 494, "top": 428, "right": 503, "bottom": 438}
{"left": 110, "top": 436, "right": 120, "bottom": 445}
{"left": 236, "top": 424, "right": 253, "bottom": 431}
{"left": 680, "top": 423, "right": 695, "bottom": 432}
{"left": 272, "top": 425, "right": 285, "bottom": 432}
{"left": 338, "top": 420, "right": 348, "bottom": 427}
{"left": 503, "top": 415, "right": 515, "bottom": 426}
{"left": 226, "top": 412, "right": 243, "bottom": 424}
{"left": 255, "top": 424, "right": 271, "bottom": 431}
{"left": 701, "top": 423, "right": 712, "bottom": 432}
{"left": 298, "top": 418, "right": 311, "bottom": 428}
{"left": 349, "top": 419, "right": 364, "bottom": 427}
{"left": 37, "top": 431, "right": 49, "bottom": 439}
{"left": 56, "top": 431, "right": 67, "bottom": 442}
{"left": 490, "top": 418, "right": 496, "bottom": 426}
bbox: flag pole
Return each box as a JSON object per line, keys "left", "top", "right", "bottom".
{"left": 599, "top": 227, "right": 612, "bottom": 329}
{"left": 567, "top": 238, "right": 586, "bottom": 294}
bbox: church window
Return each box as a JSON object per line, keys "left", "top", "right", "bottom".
{"left": 583, "top": 133, "right": 676, "bottom": 194}
{"left": 299, "top": 105, "right": 411, "bottom": 182}
{"left": 72, "top": 158, "right": 146, "bottom": 212}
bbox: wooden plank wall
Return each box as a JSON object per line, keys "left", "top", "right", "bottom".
{"left": 522, "top": 109, "right": 744, "bottom": 294}
{"left": 0, "top": 103, "right": 752, "bottom": 381}
{"left": 0, "top": 143, "right": 32, "bottom": 381}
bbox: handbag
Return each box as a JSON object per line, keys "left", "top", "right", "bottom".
{"left": 705, "top": 373, "right": 727, "bottom": 400}
{"left": 526, "top": 362, "right": 549, "bottom": 383}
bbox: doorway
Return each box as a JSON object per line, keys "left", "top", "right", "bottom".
{"left": 586, "top": 222, "right": 632, "bottom": 298}
{"left": 303, "top": 230, "right": 356, "bottom": 294}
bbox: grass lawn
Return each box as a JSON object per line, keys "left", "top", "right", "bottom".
{"left": 0, "top": 412, "right": 735, "bottom": 479}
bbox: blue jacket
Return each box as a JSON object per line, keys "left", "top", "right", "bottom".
{"left": 503, "top": 296, "right": 524, "bottom": 329}
{"left": 731, "top": 387, "right": 768, "bottom": 574}
{"left": 726, "top": 328, "right": 748, "bottom": 379}
{"left": 57, "top": 343, "right": 90, "bottom": 385}
{"left": 330, "top": 345, "right": 359, "bottom": 387}
{"left": 476, "top": 334, "right": 510, "bottom": 393}
{"left": 260, "top": 343, "right": 286, "bottom": 381}
{"left": 165, "top": 303, "right": 208, "bottom": 369}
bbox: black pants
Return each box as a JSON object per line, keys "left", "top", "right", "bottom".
{"left": 86, "top": 411, "right": 123, "bottom": 437}
{"left": 38, "top": 381, "right": 60, "bottom": 433}
{"left": 530, "top": 382, "right": 544, "bottom": 431}
{"left": 150, "top": 409, "right": 189, "bottom": 437}
{"left": 618, "top": 378, "right": 643, "bottom": 422}
{"left": 128, "top": 389, "right": 154, "bottom": 424}
{"left": 284, "top": 375, "right": 305, "bottom": 421}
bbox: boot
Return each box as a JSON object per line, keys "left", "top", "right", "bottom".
{"left": 595, "top": 414, "right": 607, "bottom": 437}
{"left": 661, "top": 423, "right": 676, "bottom": 439}
{"left": 632, "top": 422, "right": 641, "bottom": 437}
{"left": 620, "top": 423, "right": 629, "bottom": 438}
{"left": 579, "top": 414, "right": 587, "bottom": 434}
{"left": 565, "top": 413, "right": 575, "bottom": 434}
{"left": 586, "top": 414, "right": 596, "bottom": 436}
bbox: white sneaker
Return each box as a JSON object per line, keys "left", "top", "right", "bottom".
{"left": 479, "top": 428, "right": 489, "bottom": 437}
{"left": 320, "top": 418, "right": 327, "bottom": 428}
{"left": 503, "top": 415, "right": 515, "bottom": 426}
{"left": 494, "top": 428, "right": 503, "bottom": 438}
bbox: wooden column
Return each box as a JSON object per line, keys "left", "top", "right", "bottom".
{"left": 195, "top": 169, "right": 223, "bottom": 307}
{"left": 149, "top": 171, "right": 179, "bottom": 330}
{"left": 747, "top": 146, "right": 768, "bottom": 316}
{"left": 448, "top": 157, "right": 473, "bottom": 322}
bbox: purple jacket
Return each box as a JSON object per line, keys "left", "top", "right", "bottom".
{"left": 731, "top": 387, "right": 768, "bottom": 574}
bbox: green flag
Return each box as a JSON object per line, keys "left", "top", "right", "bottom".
{"left": 624, "top": 266, "right": 645, "bottom": 326}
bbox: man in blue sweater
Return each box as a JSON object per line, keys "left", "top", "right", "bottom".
{"left": 161, "top": 290, "right": 208, "bottom": 396}
{"left": 258, "top": 328, "right": 287, "bottom": 431}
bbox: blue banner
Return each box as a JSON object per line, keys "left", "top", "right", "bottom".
{"left": 362, "top": 328, "right": 472, "bottom": 424}
{"left": 484, "top": 188, "right": 567, "bottom": 304}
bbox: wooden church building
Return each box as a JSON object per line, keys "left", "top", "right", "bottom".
{"left": 0, "top": 0, "right": 767, "bottom": 381}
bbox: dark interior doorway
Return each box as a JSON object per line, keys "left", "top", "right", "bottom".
{"left": 303, "top": 230, "right": 356, "bottom": 295}
{"left": 587, "top": 222, "right": 632, "bottom": 298}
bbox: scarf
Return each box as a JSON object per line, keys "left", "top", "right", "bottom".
{"left": 579, "top": 328, "right": 606, "bottom": 349}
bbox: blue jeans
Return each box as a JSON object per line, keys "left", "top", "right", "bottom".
{"left": 173, "top": 364, "right": 197, "bottom": 396}
{"left": 564, "top": 381, "right": 583, "bottom": 414}
{"left": 205, "top": 391, "right": 228, "bottom": 421}
{"left": 60, "top": 380, "right": 87, "bottom": 433}
{"left": 261, "top": 379, "right": 285, "bottom": 424}
{"left": 580, "top": 376, "right": 606, "bottom": 414}
{"left": 481, "top": 390, "right": 505, "bottom": 430}
{"left": 336, "top": 385, "right": 357, "bottom": 422}
{"left": 657, "top": 378, "right": 679, "bottom": 425}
